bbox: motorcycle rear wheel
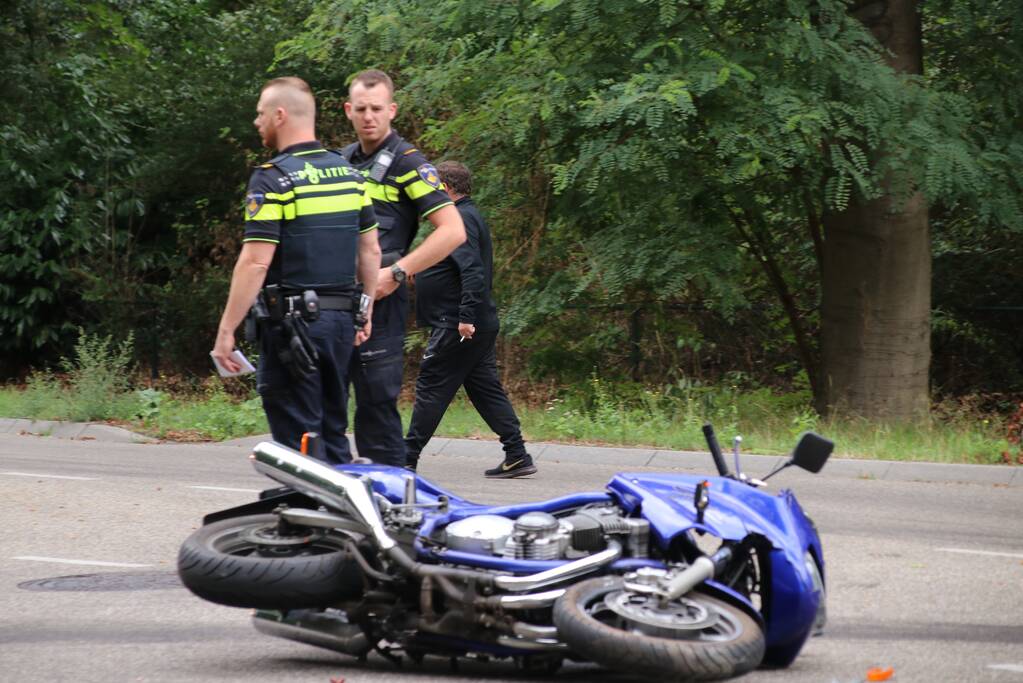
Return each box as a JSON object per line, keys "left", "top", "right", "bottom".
{"left": 553, "top": 576, "right": 765, "bottom": 681}
{"left": 177, "top": 513, "right": 362, "bottom": 609}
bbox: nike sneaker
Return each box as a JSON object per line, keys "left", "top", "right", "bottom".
{"left": 484, "top": 454, "right": 537, "bottom": 479}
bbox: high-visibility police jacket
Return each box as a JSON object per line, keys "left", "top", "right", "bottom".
{"left": 341, "top": 131, "right": 451, "bottom": 258}
{"left": 243, "top": 141, "right": 378, "bottom": 292}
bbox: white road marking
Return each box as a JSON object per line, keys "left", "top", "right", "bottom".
{"left": 188, "top": 485, "right": 261, "bottom": 493}
{"left": 988, "top": 664, "right": 1023, "bottom": 673}
{"left": 936, "top": 547, "right": 1023, "bottom": 560}
{"left": 1, "top": 471, "right": 97, "bottom": 481}
{"left": 13, "top": 556, "right": 152, "bottom": 568}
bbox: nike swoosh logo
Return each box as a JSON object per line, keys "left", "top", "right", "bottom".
{"left": 422, "top": 353, "right": 435, "bottom": 360}
{"left": 501, "top": 459, "right": 523, "bottom": 471}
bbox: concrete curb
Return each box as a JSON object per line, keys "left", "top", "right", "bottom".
{"left": 216, "top": 432, "right": 1022, "bottom": 488}
{"left": 0, "top": 417, "right": 156, "bottom": 444}
{"left": 3, "top": 418, "right": 1019, "bottom": 487}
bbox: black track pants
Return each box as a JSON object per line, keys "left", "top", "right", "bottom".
{"left": 404, "top": 328, "right": 525, "bottom": 468}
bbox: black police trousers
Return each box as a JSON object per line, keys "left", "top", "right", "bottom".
{"left": 257, "top": 310, "right": 354, "bottom": 465}
{"left": 348, "top": 290, "right": 407, "bottom": 466}
{"left": 404, "top": 328, "right": 526, "bottom": 469}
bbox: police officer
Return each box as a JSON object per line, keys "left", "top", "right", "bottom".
{"left": 404, "top": 161, "right": 536, "bottom": 478}
{"left": 212, "top": 76, "right": 381, "bottom": 465}
{"left": 341, "top": 69, "right": 465, "bottom": 466}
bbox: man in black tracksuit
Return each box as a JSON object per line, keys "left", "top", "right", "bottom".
{"left": 404, "top": 161, "right": 536, "bottom": 478}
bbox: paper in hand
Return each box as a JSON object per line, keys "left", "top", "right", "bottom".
{"left": 210, "top": 349, "right": 256, "bottom": 378}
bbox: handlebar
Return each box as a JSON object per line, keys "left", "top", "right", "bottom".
{"left": 702, "top": 423, "right": 731, "bottom": 477}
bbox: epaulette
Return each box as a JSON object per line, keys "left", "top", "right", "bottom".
{"left": 256, "top": 152, "right": 289, "bottom": 169}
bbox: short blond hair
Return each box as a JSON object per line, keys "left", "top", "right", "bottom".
{"left": 261, "top": 77, "right": 315, "bottom": 119}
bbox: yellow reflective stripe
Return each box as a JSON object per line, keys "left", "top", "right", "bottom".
{"left": 362, "top": 190, "right": 373, "bottom": 208}
{"left": 243, "top": 237, "right": 280, "bottom": 244}
{"left": 293, "top": 180, "right": 361, "bottom": 195}
{"left": 294, "top": 194, "right": 364, "bottom": 216}
{"left": 395, "top": 169, "right": 418, "bottom": 183}
{"left": 366, "top": 182, "right": 401, "bottom": 202}
{"left": 360, "top": 223, "right": 379, "bottom": 233}
{"left": 246, "top": 204, "right": 283, "bottom": 221}
{"left": 292, "top": 148, "right": 327, "bottom": 156}
{"left": 421, "top": 200, "right": 453, "bottom": 218}
{"left": 266, "top": 191, "right": 294, "bottom": 201}
{"left": 406, "top": 179, "right": 444, "bottom": 200}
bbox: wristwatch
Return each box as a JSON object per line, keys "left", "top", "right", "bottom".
{"left": 390, "top": 263, "right": 408, "bottom": 284}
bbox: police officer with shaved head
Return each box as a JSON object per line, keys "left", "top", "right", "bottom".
{"left": 341, "top": 69, "right": 465, "bottom": 467}
{"left": 211, "top": 76, "right": 381, "bottom": 465}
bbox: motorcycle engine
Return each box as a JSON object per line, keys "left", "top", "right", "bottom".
{"left": 503, "top": 511, "right": 570, "bottom": 560}
{"left": 442, "top": 506, "right": 650, "bottom": 560}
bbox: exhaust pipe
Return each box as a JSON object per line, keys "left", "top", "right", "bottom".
{"left": 250, "top": 441, "right": 396, "bottom": 550}
{"left": 253, "top": 609, "right": 371, "bottom": 656}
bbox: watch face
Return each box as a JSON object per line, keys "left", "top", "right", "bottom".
{"left": 391, "top": 264, "right": 406, "bottom": 282}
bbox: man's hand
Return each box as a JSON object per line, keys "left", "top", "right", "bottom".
{"left": 355, "top": 297, "right": 374, "bottom": 346}
{"left": 355, "top": 319, "right": 373, "bottom": 346}
{"left": 458, "top": 322, "right": 476, "bottom": 341}
{"left": 375, "top": 267, "right": 400, "bottom": 299}
{"left": 211, "top": 329, "right": 240, "bottom": 373}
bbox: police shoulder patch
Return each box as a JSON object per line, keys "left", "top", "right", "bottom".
{"left": 245, "top": 192, "right": 265, "bottom": 218}
{"left": 417, "top": 163, "right": 441, "bottom": 189}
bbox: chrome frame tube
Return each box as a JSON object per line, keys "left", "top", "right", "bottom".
{"left": 250, "top": 441, "right": 396, "bottom": 550}
{"left": 494, "top": 540, "right": 622, "bottom": 592}
{"left": 495, "top": 588, "right": 565, "bottom": 609}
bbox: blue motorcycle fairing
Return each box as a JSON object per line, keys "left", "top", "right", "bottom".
{"left": 607, "top": 473, "right": 814, "bottom": 568}
{"left": 337, "top": 464, "right": 473, "bottom": 507}
{"left": 607, "top": 472, "right": 823, "bottom": 654}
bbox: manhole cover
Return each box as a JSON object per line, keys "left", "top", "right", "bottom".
{"left": 18, "top": 571, "right": 183, "bottom": 592}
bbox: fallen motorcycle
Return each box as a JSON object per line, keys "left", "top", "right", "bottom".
{"left": 178, "top": 425, "right": 832, "bottom": 680}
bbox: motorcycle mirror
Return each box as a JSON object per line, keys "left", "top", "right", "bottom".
{"left": 762, "top": 431, "right": 834, "bottom": 481}
{"left": 791, "top": 431, "right": 834, "bottom": 473}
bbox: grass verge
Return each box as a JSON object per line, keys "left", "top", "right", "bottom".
{"left": 0, "top": 383, "right": 1015, "bottom": 465}
{"left": 0, "top": 330, "right": 1014, "bottom": 463}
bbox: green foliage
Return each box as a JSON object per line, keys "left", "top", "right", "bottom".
{"left": 277, "top": 0, "right": 1022, "bottom": 394}
{"left": 11, "top": 328, "right": 138, "bottom": 421}
{"left": 1, "top": 0, "right": 1021, "bottom": 409}
{"left": 59, "top": 329, "right": 136, "bottom": 421}
{"left": 0, "top": 0, "right": 310, "bottom": 375}
{"left": 190, "top": 388, "right": 266, "bottom": 440}
{"left": 135, "top": 387, "right": 165, "bottom": 422}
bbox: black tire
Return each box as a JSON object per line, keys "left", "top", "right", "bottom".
{"left": 177, "top": 513, "right": 363, "bottom": 609}
{"left": 553, "top": 576, "right": 765, "bottom": 681}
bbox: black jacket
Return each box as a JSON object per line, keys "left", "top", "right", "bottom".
{"left": 415, "top": 197, "right": 499, "bottom": 331}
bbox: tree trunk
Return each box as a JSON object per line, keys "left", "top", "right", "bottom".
{"left": 819, "top": 0, "right": 930, "bottom": 420}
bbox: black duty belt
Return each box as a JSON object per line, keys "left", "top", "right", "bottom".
{"left": 278, "top": 291, "right": 354, "bottom": 311}
{"left": 317, "top": 295, "right": 353, "bottom": 311}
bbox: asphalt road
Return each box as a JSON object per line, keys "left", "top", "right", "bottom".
{"left": 1, "top": 432, "right": 1021, "bottom": 683}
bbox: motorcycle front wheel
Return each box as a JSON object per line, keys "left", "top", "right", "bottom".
{"left": 553, "top": 577, "right": 765, "bottom": 681}
{"left": 177, "top": 513, "right": 362, "bottom": 609}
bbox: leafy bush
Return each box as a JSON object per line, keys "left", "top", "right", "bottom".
{"left": 59, "top": 330, "right": 137, "bottom": 421}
